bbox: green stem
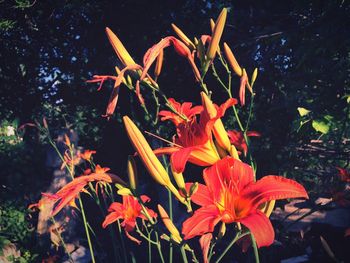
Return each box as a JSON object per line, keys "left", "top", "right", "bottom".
{"left": 78, "top": 197, "right": 96, "bottom": 263}
{"left": 117, "top": 220, "right": 128, "bottom": 263}
{"left": 180, "top": 245, "right": 188, "bottom": 263}
{"left": 250, "top": 233, "right": 260, "bottom": 263}
{"left": 168, "top": 189, "right": 173, "bottom": 263}
{"left": 155, "top": 232, "right": 165, "bottom": 263}
{"left": 215, "top": 231, "right": 249, "bottom": 263}
{"left": 148, "top": 231, "right": 152, "bottom": 263}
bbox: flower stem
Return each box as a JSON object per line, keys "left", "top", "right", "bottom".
{"left": 78, "top": 197, "right": 96, "bottom": 263}
{"left": 250, "top": 233, "right": 260, "bottom": 263}
{"left": 168, "top": 189, "right": 173, "bottom": 263}
{"left": 215, "top": 231, "right": 249, "bottom": 263}
{"left": 180, "top": 245, "right": 188, "bottom": 263}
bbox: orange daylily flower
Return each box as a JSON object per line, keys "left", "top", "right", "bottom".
{"left": 60, "top": 151, "right": 81, "bottom": 170}
{"left": 182, "top": 157, "right": 308, "bottom": 248}
{"left": 42, "top": 170, "right": 125, "bottom": 216}
{"left": 155, "top": 97, "right": 237, "bottom": 173}
{"left": 79, "top": 149, "right": 96, "bottom": 161}
{"left": 227, "top": 130, "right": 261, "bottom": 156}
{"left": 158, "top": 98, "right": 203, "bottom": 126}
{"left": 102, "top": 195, "right": 157, "bottom": 244}
{"left": 141, "top": 36, "right": 201, "bottom": 82}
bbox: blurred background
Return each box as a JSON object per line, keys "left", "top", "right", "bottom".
{"left": 0, "top": 0, "right": 349, "bottom": 262}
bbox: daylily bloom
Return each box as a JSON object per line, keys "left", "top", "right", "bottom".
{"left": 102, "top": 195, "right": 157, "bottom": 244}
{"left": 155, "top": 97, "right": 237, "bottom": 173}
{"left": 182, "top": 157, "right": 308, "bottom": 248}
{"left": 227, "top": 130, "right": 261, "bottom": 156}
{"left": 43, "top": 170, "right": 125, "bottom": 216}
{"left": 158, "top": 98, "right": 203, "bottom": 126}
{"left": 79, "top": 149, "right": 96, "bottom": 161}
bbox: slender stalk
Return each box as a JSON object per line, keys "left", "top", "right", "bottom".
{"left": 155, "top": 232, "right": 165, "bottom": 263}
{"left": 180, "top": 245, "right": 188, "bottom": 263}
{"left": 78, "top": 197, "right": 96, "bottom": 263}
{"left": 148, "top": 231, "right": 152, "bottom": 263}
{"left": 250, "top": 233, "right": 260, "bottom": 263}
{"left": 50, "top": 217, "right": 73, "bottom": 263}
{"left": 168, "top": 189, "right": 173, "bottom": 263}
{"left": 117, "top": 220, "right": 128, "bottom": 263}
{"left": 215, "top": 231, "right": 249, "bottom": 263}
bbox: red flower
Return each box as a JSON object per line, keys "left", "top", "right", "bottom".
{"left": 154, "top": 98, "right": 236, "bottom": 173}
{"left": 158, "top": 98, "right": 203, "bottom": 126}
{"left": 227, "top": 130, "right": 261, "bottom": 156}
{"left": 43, "top": 170, "right": 125, "bottom": 216}
{"left": 336, "top": 167, "right": 350, "bottom": 182}
{"left": 79, "top": 149, "right": 96, "bottom": 161}
{"left": 182, "top": 157, "right": 308, "bottom": 248}
{"left": 102, "top": 195, "right": 157, "bottom": 244}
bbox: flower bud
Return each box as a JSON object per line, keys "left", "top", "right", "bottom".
{"left": 206, "top": 8, "right": 227, "bottom": 61}
{"left": 223, "top": 42, "right": 242, "bottom": 76}
{"left": 154, "top": 49, "right": 164, "bottom": 78}
{"left": 127, "top": 156, "right": 138, "bottom": 190}
{"left": 158, "top": 205, "right": 182, "bottom": 243}
{"left": 171, "top": 23, "right": 196, "bottom": 50}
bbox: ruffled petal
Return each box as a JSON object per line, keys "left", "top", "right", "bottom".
{"left": 182, "top": 205, "right": 220, "bottom": 240}
{"left": 241, "top": 175, "right": 309, "bottom": 209}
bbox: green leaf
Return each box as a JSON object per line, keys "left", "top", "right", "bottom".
{"left": 312, "top": 120, "right": 330, "bottom": 134}
{"left": 297, "top": 107, "right": 311, "bottom": 117}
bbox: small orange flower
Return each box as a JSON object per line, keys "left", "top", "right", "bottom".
{"left": 227, "top": 130, "right": 261, "bottom": 156}
{"left": 158, "top": 98, "right": 203, "bottom": 126}
{"left": 102, "top": 195, "right": 157, "bottom": 244}
{"left": 79, "top": 150, "right": 96, "bottom": 161}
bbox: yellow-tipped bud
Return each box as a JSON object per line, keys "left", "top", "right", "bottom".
{"left": 154, "top": 49, "right": 164, "bottom": 78}
{"left": 105, "top": 27, "right": 136, "bottom": 67}
{"left": 123, "top": 116, "right": 187, "bottom": 204}
{"left": 206, "top": 8, "right": 227, "bottom": 61}
{"left": 218, "top": 222, "right": 226, "bottom": 239}
{"left": 229, "top": 145, "right": 240, "bottom": 160}
{"left": 201, "top": 92, "right": 231, "bottom": 152}
{"left": 262, "top": 200, "right": 276, "bottom": 217}
{"left": 189, "top": 182, "right": 199, "bottom": 197}
{"left": 223, "top": 42, "right": 243, "bottom": 76}
{"left": 171, "top": 23, "right": 196, "bottom": 50}
{"left": 171, "top": 166, "right": 185, "bottom": 190}
{"left": 157, "top": 205, "right": 182, "bottom": 243}
{"left": 117, "top": 187, "right": 132, "bottom": 196}
{"left": 127, "top": 156, "right": 138, "bottom": 190}
{"left": 123, "top": 116, "right": 170, "bottom": 186}
{"left": 209, "top": 18, "right": 221, "bottom": 54}
{"left": 251, "top": 68, "right": 258, "bottom": 87}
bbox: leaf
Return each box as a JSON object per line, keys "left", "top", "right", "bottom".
{"left": 297, "top": 107, "right": 311, "bottom": 117}
{"left": 312, "top": 120, "right": 330, "bottom": 134}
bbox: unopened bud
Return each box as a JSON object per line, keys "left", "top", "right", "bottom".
{"left": 127, "top": 156, "right": 138, "bottom": 190}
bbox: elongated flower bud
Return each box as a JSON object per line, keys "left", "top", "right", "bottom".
{"left": 201, "top": 92, "right": 231, "bottom": 152}
{"left": 158, "top": 205, "right": 182, "bottom": 243}
{"left": 115, "top": 66, "right": 127, "bottom": 85}
{"left": 206, "top": 8, "right": 227, "bottom": 61}
{"left": 171, "top": 165, "right": 185, "bottom": 190}
{"left": 105, "top": 27, "right": 136, "bottom": 67}
{"left": 123, "top": 116, "right": 187, "bottom": 204}
{"left": 154, "top": 49, "right": 163, "bottom": 78}
{"left": 209, "top": 18, "right": 221, "bottom": 54}
{"left": 223, "top": 42, "right": 242, "bottom": 76}
{"left": 123, "top": 116, "right": 169, "bottom": 186}
{"left": 251, "top": 68, "right": 258, "bottom": 87}
{"left": 127, "top": 156, "right": 138, "bottom": 190}
{"left": 171, "top": 23, "right": 196, "bottom": 50}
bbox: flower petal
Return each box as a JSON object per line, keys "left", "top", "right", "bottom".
{"left": 239, "top": 210, "right": 275, "bottom": 248}
{"left": 185, "top": 183, "right": 213, "bottom": 206}
{"left": 170, "top": 147, "right": 193, "bottom": 173}
{"left": 182, "top": 205, "right": 220, "bottom": 240}
{"left": 241, "top": 175, "right": 309, "bottom": 209}
{"left": 102, "top": 211, "right": 122, "bottom": 228}
{"left": 199, "top": 233, "right": 212, "bottom": 263}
